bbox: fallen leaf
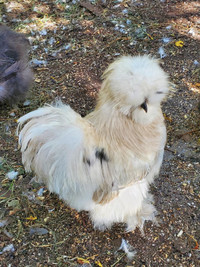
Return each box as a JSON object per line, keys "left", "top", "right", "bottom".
{"left": 26, "top": 216, "right": 37, "bottom": 221}
{"left": 175, "top": 40, "right": 184, "bottom": 47}
{"left": 77, "top": 257, "right": 90, "bottom": 264}
{"left": 9, "top": 209, "right": 19, "bottom": 216}
{"left": 95, "top": 260, "right": 103, "bottom": 266}
{"left": 147, "top": 33, "right": 154, "bottom": 40}
{"left": 164, "top": 113, "right": 172, "bottom": 122}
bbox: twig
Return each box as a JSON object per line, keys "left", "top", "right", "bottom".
{"left": 177, "top": 129, "right": 200, "bottom": 138}
{"left": 32, "top": 240, "right": 65, "bottom": 248}
{"left": 164, "top": 147, "right": 176, "bottom": 154}
{"left": 110, "top": 253, "right": 126, "bottom": 267}
{"left": 186, "top": 233, "right": 199, "bottom": 250}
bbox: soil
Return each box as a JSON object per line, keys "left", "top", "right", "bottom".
{"left": 0, "top": 1, "right": 199, "bottom": 266}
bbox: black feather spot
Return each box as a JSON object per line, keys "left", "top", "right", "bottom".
{"left": 95, "top": 148, "right": 109, "bottom": 164}
{"left": 24, "top": 138, "right": 31, "bottom": 152}
{"left": 156, "top": 91, "right": 163, "bottom": 94}
{"left": 83, "top": 157, "right": 91, "bottom": 166}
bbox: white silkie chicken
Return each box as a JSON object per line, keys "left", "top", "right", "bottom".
{"left": 17, "top": 55, "right": 169, "bottom": 231}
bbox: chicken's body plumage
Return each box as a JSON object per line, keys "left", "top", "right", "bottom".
{"left": 18, "top": 55, "right": 169, "bottom": 231}
{"left": 0, "top": 25, "right": 33, "bottom": 104}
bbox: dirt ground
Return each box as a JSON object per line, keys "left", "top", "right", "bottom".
{"left": 0, "top": 0, "right": 199, "bottom": 266}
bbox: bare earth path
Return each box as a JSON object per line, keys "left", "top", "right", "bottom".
{"left": 0, "top": 1, "right": 199, "bottom": 266}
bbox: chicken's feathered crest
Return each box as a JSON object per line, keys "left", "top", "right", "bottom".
{"left": 95, "top": 55, "right": 169, "bottom": 125}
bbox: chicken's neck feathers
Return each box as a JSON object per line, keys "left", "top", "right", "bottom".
{"left": 86, "top": 103, "right": 165, "bottom": 162}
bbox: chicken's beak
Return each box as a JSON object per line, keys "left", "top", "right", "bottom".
{"left": 140, "top": 101, "right": 148, "bottom": 113}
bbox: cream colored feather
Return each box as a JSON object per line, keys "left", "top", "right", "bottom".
{"left": 17, "top": 55, "right": 169, "bottom": 231}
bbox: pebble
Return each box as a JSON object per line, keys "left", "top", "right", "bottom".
{"left": 158, "top": 47, "right": 167, "bottom": 58}
{"left": 39, "top": 29, "right": 47, "bottom": 36}
{"left": 0, "top": 220, "right": 8, "bottom": 228}
{"left": 166, "top": 25, "right": 172, "bottom": 30}
{"left": 0, "top": 244, "right": 15, "bottom": 254}
{"left": 194, "top": 60, "right": 199, "bottom": 65}
{"left": 31, "top": 59, "right": 48, "bottom": 66}
{"left": 37, "top": 187, "right": 45, "bottom": 196}
{"left": 29, "top": 227, "right": 49, "bottom": 235}
{"left": 23, "top": 100, "right": 31, "bottom": 106}
{"left": 6, "top": 171, "right": 18, "bottom": 180}
{"left": 177, "top": 229, "right": 183, "bottom": 237}
{"left": 162, "top": 37, "right": 171, "bottom": 43}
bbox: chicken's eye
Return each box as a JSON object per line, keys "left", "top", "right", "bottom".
{"left": 140, "top": 100, "right": 148, "bottom": 113}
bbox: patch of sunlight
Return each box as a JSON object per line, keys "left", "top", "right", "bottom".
{"left": 5, "top": 1, "right": 24, "bottom": 12}
{"left": 169, "top": 1, "right": 200, "bottom": 41}
{"left": 186, "top": 82, "right": 200, "bottom": 94}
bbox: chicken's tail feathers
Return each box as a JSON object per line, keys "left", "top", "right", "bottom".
{"left": 17, "top": 102, "right": 87, "bottom": 169}
{"left": 17, "top": 103, "right": 99, "bottom": 205}
{"left": 17, "top": 102, "right": 78, "bottom": 144}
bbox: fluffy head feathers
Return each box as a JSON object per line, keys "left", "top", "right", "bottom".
{"left": 98, "top": 55, "right": 169, "bottom": 124}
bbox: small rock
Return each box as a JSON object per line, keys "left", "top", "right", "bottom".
{"left": 119, "top": 28, "right": 127, "bottom": 34}
{"left": 162, "top": 37, "right": 171, "bottom": 43}
{"left": 158, "top": 47, "right": 167, "bottom": 58}
{"left": 166, "top": 25, "right": 172, "bottom": 30}
{"left": 31, "top": 59, "right": 47, "bottom": 67}
{"left": 37, "top": 187, "right": 44, "bottom": 196}
{"left": 188, "top": 28, "right": 196, "bottom": 37}
{"left": 6, "top": 171, "right": 18, "bottom": 180}
{"left": 39, "top": 29, "right": 47, "bottom": 36}
{"left": 48, "top": 208, "right": 55, "bottom": 213}
{"left": 177, "top": 229, "right": 183, "bottom": 237}
{"left": 23, "top": 100, "right": 31, "bottom": 106}
{"left": 126, "top": 19, "right": 131, "bottom": 25}
{"left": 29, "top": 227, "right": 49, "bottom": 235}
{"left": 113, "top": 4, "right": 120, "bottom": 9}
{"left": 48, "top": 37, "right": 56, "bottom": 45}
{"left": 122, "top": 9, "right": 128, "bottom": 15}
{"left": 64, "top": 44, "right": 71, "bottom": 50}
{"left": 32, "top": 45, "right": 39, "bottom": 50}
{"left": 0, "top": 219, "right": 8, "bottom": 228}
{"left": 35, "top": 78, "right": 41, "bottom": 83}
{"left": 0, "top": 244, "right": 15, "bottom": 255}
